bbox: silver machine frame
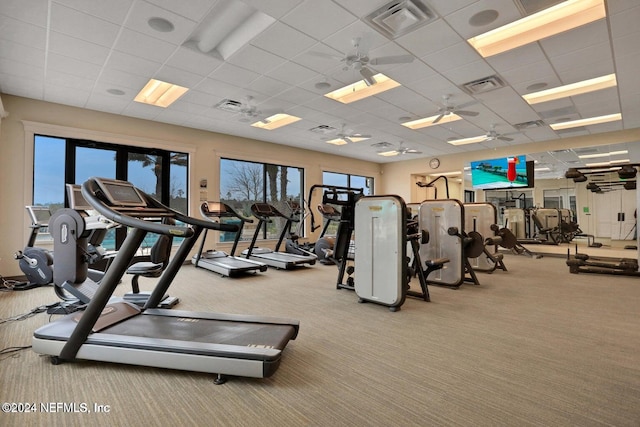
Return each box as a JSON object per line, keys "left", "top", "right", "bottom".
{"left": 354, "top": 195, "right": 407, "bottom": 311}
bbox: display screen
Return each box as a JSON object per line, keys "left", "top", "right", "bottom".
{"left": 27, "top": 206, "right": 51, "bottom": 225}
{"left": 66, "top": 184, "right": 93, "bottom": 211}
{"left": 470, "top": 156, "right": 533, "bottom": 190}
{"left": 94, "top": 178, "right": 146, "bottom": 207}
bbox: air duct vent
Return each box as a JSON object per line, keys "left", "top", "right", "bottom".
{"left": 514, "top": 120, "right": 544, "bottom": 130}
{"left": 461, "top": 75, "right": 505, "bottom": 94}
{"left": 364, "top": 0, "right": 436, "bottom": 39}
{"left": 309, "top": 125, "right": 337, "bottom": 135}
{"left": 214, "top": 99, "right": 243, "bottom": 113}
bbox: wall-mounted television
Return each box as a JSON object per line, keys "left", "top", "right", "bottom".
{"left": 470, "top": 156, "right": 535, "bottom": 190}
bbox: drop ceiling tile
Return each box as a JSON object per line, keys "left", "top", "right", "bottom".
{"left": 267, "top": 61, "right": 320, "bottom": 86}
{"left": 282, "top": 0, "right": 358, "bottom": 40}
{"left": 444, "top": 0, "right": 521, "bottom": 39}
{"left": 539, "top": 20, "right": 608, "bottom": 58}
{"left": 321, "top": 20, "right": 388, "bottom": 55}
{"left": 98, "top": 68, "right": 149, "bottom": 92}
{"left": 241, "top": 0, "right": 305, "bottom": 19}
{"left": 154, "top": 65, "right": 205, "bottom": 88}
{"left": 0, "top": 0, "right": 49, "bottom": 26}
{"left": 143, "top": 0, "right": 213, "bottom": 22}
{"left": 53, "top": 0, "right": 134, "bottom": 24}
{"left": 609, "top": 4, "right": 640, "bottom": 38}
{"left": 247, "top": 75, "right": 291, "bottom": 97}
{"left": 444, "top": 59, "right": 495, "bottom": 85}
{"left": 0, "top": 16, "right": 47, "bottom": 49}
{"left": 113, "top": 28, "right": 179, "bottom": 62}
{"left": 0, "top": 40, "right": 45, "bottom": 69}
{"left": 124, "top": 1, "right": 198, "bottom": 45}
{"left": 47, "top": 52, "right": 102, "bottom": 80}
{"left": 49, "top": 31, "right": 110, "bottom": 66}
{"left": 395, "top": 19, "right": 462, "bottom": 58}
{"left": 165, "top": 47, "right": 222, "bottom": 77}
{"left": 46, "top": 69, "right": 95, "bottom": 92}
{"left": 209, "top": 62, "right": 260, "bottom": 87}
{"left": 44, "top": 84, "right": 90, "bottom": 107}
{"left": 485, "top": 43, "right": 547, "bottom": 74}
{"left": 251, "top": 22, "right": 317, "bottom": 59}
{"left": 50, "top": 3, "right": 120, "bottom": 48}
{"left": 227, "top": 45, "right": 287, "bottom": 74}
{"left": 104, "top": 51, "right": 163, "bottom": 78}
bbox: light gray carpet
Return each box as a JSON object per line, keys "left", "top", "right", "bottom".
{"left": 1, "top": 254, "right": 639, "bottom": 426}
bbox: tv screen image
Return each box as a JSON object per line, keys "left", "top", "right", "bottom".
{"left": 470, "top": 155, "right": 529, "bottom": 190}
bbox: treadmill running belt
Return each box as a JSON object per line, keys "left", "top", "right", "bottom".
{"left": 101, "top": 315, "right": 295, "bottom": 350}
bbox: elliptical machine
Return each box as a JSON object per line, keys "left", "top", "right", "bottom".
{"left": 14, "top": 206, "right": 55, "bottom": 289}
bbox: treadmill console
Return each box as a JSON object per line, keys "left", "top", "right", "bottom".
{"left": 93, "top": 177, "right": 147, "bottom": 207}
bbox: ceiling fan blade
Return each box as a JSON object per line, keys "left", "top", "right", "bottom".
{"left": 432, "top": 113, "right": 445, "bottom": 124}
{"left": 349, "top": 134, "right": 371, "bottom": 139}
{"left": 454, "top": 110, "right": 479, "bottom": 117}
{"left": 369, "top": 54, "right": 414, "bottom": 65}
{"left": 407, "top": 149, "right": 422, "bottom": 154}
{"left": 343, "top": 136, "right": 353, "bottom": 144}
{"left": 360, "top": 67, "right": 377, "bottom": 86}
{"left": 497, "top": 136, "right": 514, "bottom": 142}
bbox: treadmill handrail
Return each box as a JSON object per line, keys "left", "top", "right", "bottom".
{"left": 250, "top": 203, "right": 297, "bottom": 222}
{"left": 200, "top": 201, "right": 254, "bottom": 223}
{"left": 82, "top": 178, "right": 238, "bottom": 236}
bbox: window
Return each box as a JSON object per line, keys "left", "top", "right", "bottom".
{"left": 321, "top": 171, "right": 374, "bottom": 236}
{"left": 220, "top": 158, "right": 303, "bottom": 242}
{"left": 33, "top": 135, "right": 189, "bottom": 249}
{"left": 322, "top": 171, "right": 373, "bottom": 195}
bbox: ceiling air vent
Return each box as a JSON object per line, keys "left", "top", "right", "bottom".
{"left": 214, "top": 99, "right": 243, "bottom": 113}
{"left": 461, "top": 75, "right": 505, "bottom": 94}
{"left": 309, "top": 125, "right": 337, "bottom": 135}
{"left": 514, "top": 120, "right": 544, "bottom": 130}
{"left": 364, "top": 0, "right": 436, "bottom": 39}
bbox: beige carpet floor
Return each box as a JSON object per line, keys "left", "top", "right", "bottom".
{"left": 1, "top": 254, "right": 639, "bottom": 426}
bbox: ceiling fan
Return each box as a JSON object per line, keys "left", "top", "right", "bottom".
{"left": 373, "top": 141, "right": 422, "bottom": 157}
{"left": 237, "top": 96, "right": 261, "bottom": 122}
{"left": 485, "top": 124, "right": 521, "bottom": 142}
{"left": 309, "top": 34, "right": 414, "bottom": 85}
{"left": 325, "top": 124, "right": 372, "bottom": 145}
{"left": 484, "top": 124, "right": 517, "bottom": 142}
{"left": 432, "top": 95, "right": 479, "bottom": 123}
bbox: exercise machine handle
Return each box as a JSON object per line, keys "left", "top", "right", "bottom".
{"left": 82, "top": 178, "right": 238, "bottom": 237}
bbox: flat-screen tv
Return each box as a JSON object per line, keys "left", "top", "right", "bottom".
{"left": 470, "top": 156, "right": 534, "bottom": 190}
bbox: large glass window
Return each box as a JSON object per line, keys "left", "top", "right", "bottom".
{"left": 320, "top": 171, "right": 374, "bottom": 236}
{"left": 33, "top": 136, "right": 66, "bottom": 209}
{"left": 32, "top": 135, "right": 189, "bottom": 250}
{"left": 220, "top": 158, "right": 303, "bottom": 241}
{"left": 322, "top": 171, "right": 373, "bottom": 195}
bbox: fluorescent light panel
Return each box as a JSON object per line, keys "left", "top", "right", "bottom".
{"left": 447, "top": 135, "right": 486, "bottom": 146}
{"left": 523, "top": 74, "right": 616, "bottom": 104}
{"left": 578, "top": 150, "right": 628, "bottom": 159}
{"left": 250, "top": 113, "right": 301, "bottom": 130}
{"left": 326, "top": 136, "right": 369, "bottom": 145}
{"left": 324, "top": 74, "right": 400, "bottom": 104}
{"left": 402, "top": 113, "right": 462, "bottom": 130}
{"left": 550, "top": 113, "right": 621, "bottom": 130}
{"left": 585, "top": 159, "right": 630, "bottom": 167}
{"left": 467, "top": 0, "right": 606, "bottom": 58}
{"left": 134, "top": 79, "right": 188, "bottom": 108}
{"left": 377, "top": 150, "right": 398, "bottom": 156}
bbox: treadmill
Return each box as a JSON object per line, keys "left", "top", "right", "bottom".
{"left": 241, "top": 202, "right": 317, "bottom": 269}
{"left": 192, "top": 201, "right": 267, "bottom": 277}
{"left": 32, "top": 177, "right": 299, "bottom": 384}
